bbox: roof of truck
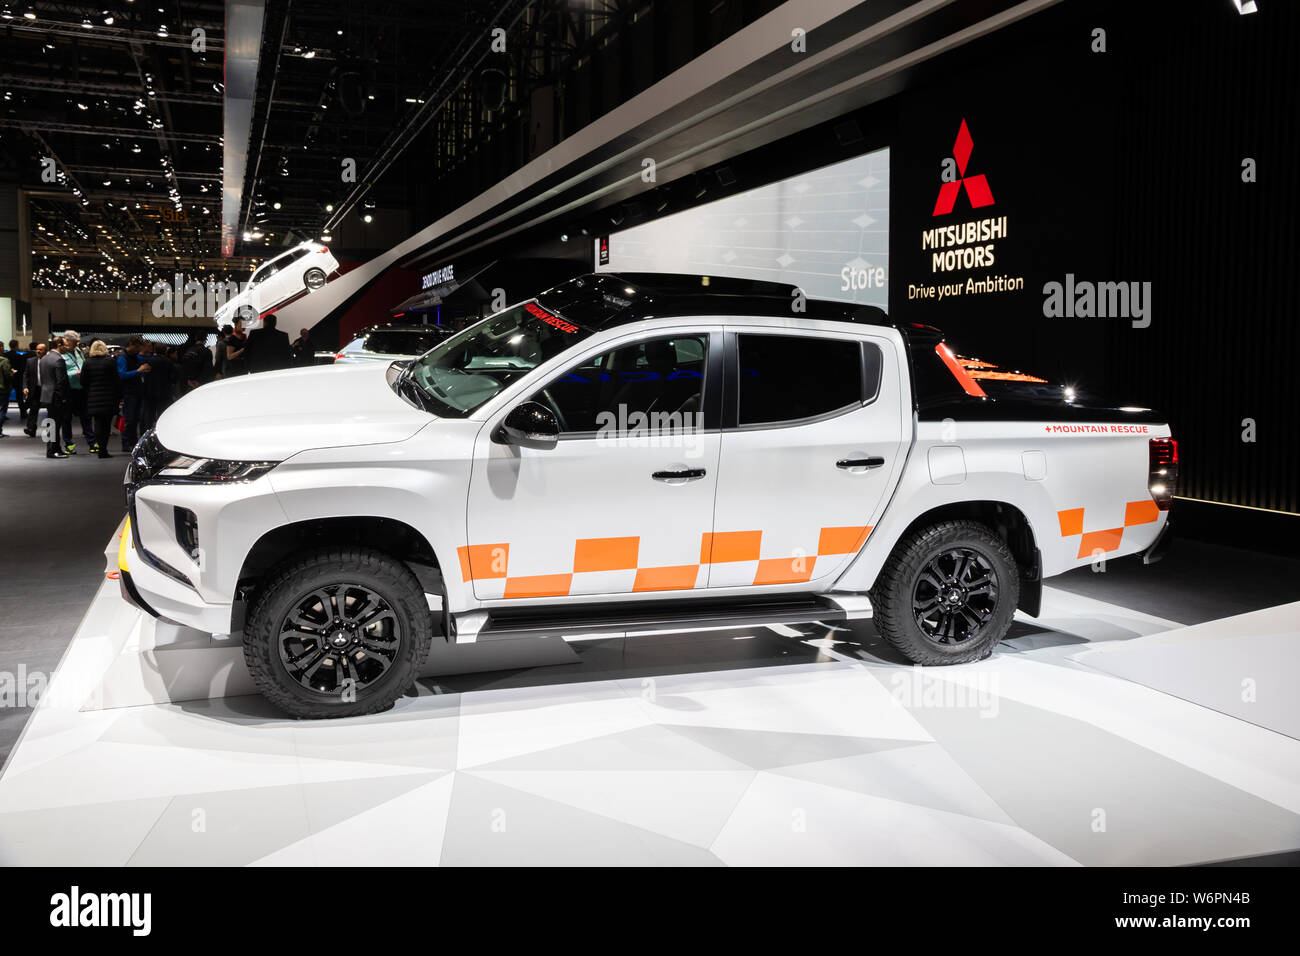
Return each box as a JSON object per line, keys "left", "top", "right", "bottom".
{"left": 535, "top": 272, "right": 895, "bottom": 330}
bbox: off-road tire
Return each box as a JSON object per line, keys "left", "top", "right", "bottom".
{"left": 869, "top": 520, "right": 1019, "bottom": 665}
{"left": 244, "top": 546, "right": 434, "bottom": 718}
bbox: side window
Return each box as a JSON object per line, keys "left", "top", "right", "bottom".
{"left": 281, "top": 248, "right": 309, "bottom": 268}
{"left": 250, "top": 263, "right": 275, "bottom": 286}
{"left": 533, "top": 334, "right": 709, "bottom": 435}
{"left": 737, "top": 334, "right": 875, "bottom": 427}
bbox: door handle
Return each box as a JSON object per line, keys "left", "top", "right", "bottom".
{"left": 652, "top": 468, "right": 707, "bottom": 483}
{"left": 836, "top": 456, "right": 885, "bottom": 470}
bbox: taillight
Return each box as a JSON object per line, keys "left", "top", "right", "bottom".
{"left": 1148, "top": 438, "right": 1178, "bottom": 511}
{"left": 334, "top": 352, "right": 345, "bottom": 361}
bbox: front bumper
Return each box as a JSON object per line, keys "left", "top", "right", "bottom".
{"left": 117, "top": 516, "right": 234, "bottom": 633}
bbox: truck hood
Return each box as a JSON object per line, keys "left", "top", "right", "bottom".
{"left": 154, "top": 362, "right": 432, "bottom": 461}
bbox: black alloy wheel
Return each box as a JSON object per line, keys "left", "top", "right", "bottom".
{"left": 868, "top": 520, "right": 1020, "bottom": 666}
{"left": 243, "top": 546, "right": 435, "bottom": 718}
{"left": 911, "top": 547, "right": 999, "bottom": 645}
{"left": 278, "top": 583, "right": 402, "bottom": 696}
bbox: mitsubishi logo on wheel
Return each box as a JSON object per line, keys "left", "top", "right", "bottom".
{"left": 932, "top": 118, "right": 995, "bottom": 216}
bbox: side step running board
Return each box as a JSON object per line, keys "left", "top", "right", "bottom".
{"left": 464, "top": 595, "right": 850, "bottom": 643}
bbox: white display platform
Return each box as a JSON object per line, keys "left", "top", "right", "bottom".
{"left": 1071, "top": 601, "right": 1300, "bottom": 740}
{"left": 2, "top": 553, "right": 1298, "bottom": 865}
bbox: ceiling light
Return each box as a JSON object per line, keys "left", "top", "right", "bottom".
{"left": 23, "top": 8, "right": 35, "bottom": 20}
{"left": 103, "top": 14, "right": 114, "bottom": 25}
{"left": 362, "top": 214, "right": 372, "bottom": 223}
{"left": 82, "top": 17, "right": 92, "bottom": 28}
{"left": 272, "top": 201, "right": 281, "bottom": 210}
{"left": 303, "top": 49, "right": 315, "bottom": 59}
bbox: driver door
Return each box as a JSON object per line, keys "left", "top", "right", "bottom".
{"left": 465, "top": 328, "right": 721, "bottom": 601}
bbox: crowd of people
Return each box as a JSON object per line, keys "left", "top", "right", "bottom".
{"left": 0, "top": 315, "right": 315, "bottom": 460}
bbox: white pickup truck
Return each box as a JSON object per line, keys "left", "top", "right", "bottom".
{"left": 117, "top": 273, "right": 1175, "bottom": 718}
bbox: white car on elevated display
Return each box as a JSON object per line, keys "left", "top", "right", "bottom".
{"left": 214, "top": 239, "right": 339, "bottom": 328}
{"left": 118, "top": 273, "right": 1176, "bottom": 718}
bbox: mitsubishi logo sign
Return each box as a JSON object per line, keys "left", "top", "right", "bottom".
{"left": 932, "top": 119, "right": 995, "bottom": 216}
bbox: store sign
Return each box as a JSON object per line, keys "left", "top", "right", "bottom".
{"left": 421, "top": 264, "right": 455, "bottom": 290}
{"left": 598, "top": 236, "right": 610, "bottom": 266}
{"left": 909, "top": 118, "right": 1024, "bottom": 302}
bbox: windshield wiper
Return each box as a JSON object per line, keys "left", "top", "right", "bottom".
{"left": 393, "top": 364, "right": 435, "bottom": 412}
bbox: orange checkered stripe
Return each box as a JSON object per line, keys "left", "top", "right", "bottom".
{"left": 457, "top": 526, "right": 873, "bottom": 599}
{"left": 1057, "top": 499, "right": 1159, "bottom": 559}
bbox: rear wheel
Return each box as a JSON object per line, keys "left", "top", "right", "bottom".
{"left": 244, "top": 546, "right": 434, "bottom": 718}
{"left": 303, "top": 267, "right": 327, "bottom": 291}
{"left": 869, "top": 520, "right": 1018, "bottom": 665}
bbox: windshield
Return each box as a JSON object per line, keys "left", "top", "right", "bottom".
{"left": 403, "top": 300, "right": 592, "bottom": 417}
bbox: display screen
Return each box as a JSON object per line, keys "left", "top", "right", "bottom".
{"left": 596, "top": 147, "right": 889, "bottom": 308}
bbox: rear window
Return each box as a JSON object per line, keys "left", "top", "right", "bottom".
{"left": 737, "top": 334, "right": 872, "bottom": 426}
{"left": 362, "top": 329, "right": 445, "bottom": 356}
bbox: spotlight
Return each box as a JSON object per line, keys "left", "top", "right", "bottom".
{"left": 303, "top": 49, "right": 316, "bottom": 59}
{"left": 362, "top": 214, "right": 372, "bottom": 223}
{"left": 23, "top": 8, "right": 35, "bottom": 21}
{"left": 82, "top": 17, "right": 92, "bottom": 28}
{"left": 103, "top": 14, "right": 114, "bottom": 25}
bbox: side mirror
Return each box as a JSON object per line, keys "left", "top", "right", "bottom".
{"left": 500, "top": 401, "right": 559, "bottom": 449}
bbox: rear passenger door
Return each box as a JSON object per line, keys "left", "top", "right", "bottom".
{"left": 706, "top": 327, "right": 907, "bottom": 590}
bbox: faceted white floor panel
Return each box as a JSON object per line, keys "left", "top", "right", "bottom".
{"left": 0, "top": 580, "right": 1298, "bottom": 866}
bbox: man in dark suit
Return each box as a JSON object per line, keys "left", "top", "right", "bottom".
{"left": 23, "top": 341, "right": 47, "bottom": 436}
{"left": 140, "top": 340, "right": 174, "bottom": 428}
{"left": 245, "top": 314, "right": 292, "bottom": 374}
{"left": 179, "top": 332, "right": 213, "bottom": 395}
{"left": 3, "top": 340, "right": 26, "bottom": 426}
{"left": 40, "top": 338, "right": 71, "bottom": 458}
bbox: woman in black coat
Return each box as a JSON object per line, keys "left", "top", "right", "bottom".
{"left": 81, "top": 341, "right": 122, "bottom": 458}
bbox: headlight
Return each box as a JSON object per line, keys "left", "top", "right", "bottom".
{"left": 157, "top": 454, "right": 278, "bottom": 483}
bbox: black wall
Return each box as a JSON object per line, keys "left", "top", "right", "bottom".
{"left": 886, "top": 0, "right": 1299, "bottom": 514}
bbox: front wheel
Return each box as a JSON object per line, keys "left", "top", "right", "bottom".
{"left": 243, "top": 546, "right": 434, "bottom": 718}
{"left": 869, "top": 520, "right": 1019, "bottom": 665}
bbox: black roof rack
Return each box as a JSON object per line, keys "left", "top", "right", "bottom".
{"left": 536, "top": 272, "right": 893, "bottom": 330}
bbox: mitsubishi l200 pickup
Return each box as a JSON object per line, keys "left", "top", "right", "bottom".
{"left": 117, "top": 273, "right": 1175, "bottom": 717}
